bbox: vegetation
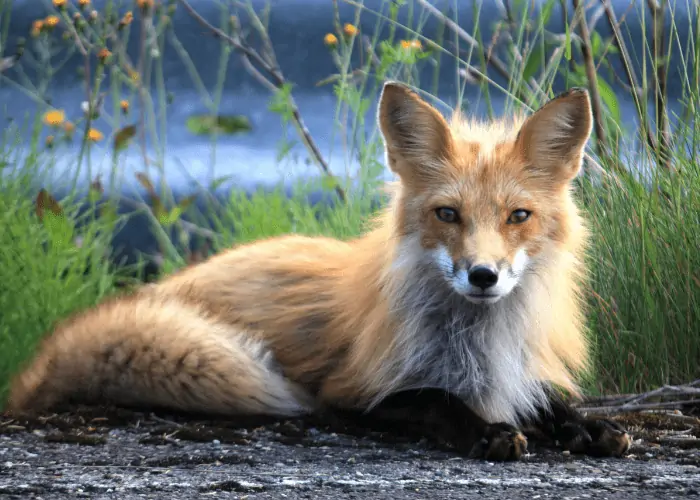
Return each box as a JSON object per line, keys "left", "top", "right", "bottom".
{"left": 0, "top": 0, "right": 697, "bottom": 405}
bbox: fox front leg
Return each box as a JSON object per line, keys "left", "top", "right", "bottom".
{"left": 526, "top": 387, "right": 632, "bottom": 458}
{"left": 332, "top": 388, "right": 528, "bottom": 462}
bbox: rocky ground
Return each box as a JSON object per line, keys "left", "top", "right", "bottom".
{"left": 1, "top": 406, "right": 699, "bottom": 499}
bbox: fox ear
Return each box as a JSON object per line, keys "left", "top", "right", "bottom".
{"left": 377, "top": 81, "right": 453, "bottom": 181}
{"left": 515, "top": 88, "right": 593, "bottom": 182}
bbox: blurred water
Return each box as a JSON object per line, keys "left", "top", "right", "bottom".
{"left": 0, "top": 0, "right": 694, "bottom": 195}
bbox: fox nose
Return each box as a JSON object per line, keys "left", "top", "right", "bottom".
{"left": 468, "top": 265, "right": 499, "bottom": 289}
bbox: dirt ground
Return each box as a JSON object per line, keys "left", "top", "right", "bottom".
{"left": 1, "top": 406, "right": 699, "bottom": 499}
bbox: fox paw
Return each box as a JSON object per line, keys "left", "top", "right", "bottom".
{"left": 468, "top": 422, "right": 528, "bottom": 461}
{"left": 556, "top": 417, "right": 632, "bottom": 458}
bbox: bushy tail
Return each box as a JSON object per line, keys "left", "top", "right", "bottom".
{"left": 6, "top": 292, "right": 313, "bottom": 417}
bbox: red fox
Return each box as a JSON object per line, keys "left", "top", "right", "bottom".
{"left": 7, "top": 82, "right": 631, "bottom": 461}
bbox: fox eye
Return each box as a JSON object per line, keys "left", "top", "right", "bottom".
{"left": 435, "top": 207, "right": 460, "bottom": 223}
{"left": 507, "top": 209, "right": 532, "bottom": 224}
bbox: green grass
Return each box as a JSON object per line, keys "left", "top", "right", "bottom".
{"left": 0, "top": 122, "right": 126, "bottom": 402}
{"left": 578, "top": 139, "right": 700, "bottom": 394}
{"left": 0, "top": 0, "right": 698, "bottom": 407}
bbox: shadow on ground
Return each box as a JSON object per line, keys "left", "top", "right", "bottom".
{"left": 1, "top": 406, "right": 699, "bottom": 499}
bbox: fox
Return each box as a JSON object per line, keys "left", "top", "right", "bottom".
{"left": 6, "top": 81, "right": 632, "bottom": 461}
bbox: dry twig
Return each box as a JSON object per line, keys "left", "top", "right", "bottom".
{"left": 415, "top": 0, "right": 615, "bottom": 181}
{"left": 578, "top": 380, "right": 700, "bottom": 414}
{"left": 599, "top": 0, "right": 660, "bottom": 159}
{"left": 177, "top": 0, "right": 346, "bottom": 202}
{"left": 571, "top": 0, "right": 611, "bottom": 162}
{"left": 415, "top": 0, "right": 537, "bottom": 103}
{"left": 646, "top": 0, "right": 672, "bottom": 170}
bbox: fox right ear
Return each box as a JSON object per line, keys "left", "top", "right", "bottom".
{"left": 377, "top": 81, "right": 453, "bottom": 181}
{"left": 515, "top": 87, "right": 593, "bottom": 183}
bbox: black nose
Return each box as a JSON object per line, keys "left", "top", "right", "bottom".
{"left": 468, "top": 265, "right": 499, "bottom": 289}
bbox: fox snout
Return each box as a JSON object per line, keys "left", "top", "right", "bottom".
{"left": 466, "top": 264, "right": 499, "bottom": 290}
{"left": 438, "top": 251, "right": 529, "bottom": 305}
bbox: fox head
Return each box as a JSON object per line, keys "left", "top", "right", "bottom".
{"left": 377, "top": 82, "right": 592, "bottom": 305}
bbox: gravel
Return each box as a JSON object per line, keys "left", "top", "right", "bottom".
{"left": 1, "top": 406, "right": 699, "bottom": 499}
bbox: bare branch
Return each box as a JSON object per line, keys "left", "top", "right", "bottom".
{"left": 600, "top": 0, "right": 660, "bottom": 158}
{"left": 571, "top": 0, "right": 611, "bottom": 162}
{"left": 577, "top": 380, "right": 700, "bottom": 414}
{"left": 647, "top": 0, "right": 673, "bottom": 170}
{"left": 415, "top": 0, "right": 537, "bottom": 103}
{"left": 580, "top": 399, "right": 700, "bottom": 414}
{"left": 178, "top": 0, "right": 346, "bottom": 201}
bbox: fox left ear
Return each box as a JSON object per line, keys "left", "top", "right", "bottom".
{"left": 377, "top": 81, "right": 453, "bottom": 182}
{"left": 515, "top": 88, "right": 593, "bottom": 182}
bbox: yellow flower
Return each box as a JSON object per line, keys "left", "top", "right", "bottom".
{"left": 97, "top": 48, "right": 112, "bottom": 64}
{"left": 78, "top": 0, "right": 91, "bottom": 8}
{"left": 120, "top": 11, "right": 134, "bottom": 27}
{"left": 52, "top": 0, "right": 67, "bottom": 8}
{"left": 31, "top": 20, "right": 44, "bottom": 37}
{"left": 343, "top": 23, "right": 357, "bottom": 37}
{"left": 43, "top": 109, "right": 65, "bottom": 127}
{"left": 64, "top": 121, "right": 75, "bottom": 134}
{"left": 324, "top": 33, "right": 338, "bottom": 47}
{"left": 137, "top": 0, "right": 154, "bottom": 11}
{"left": 400, "top": 39, "right": 422, "bottom": 50}
{"left": 87, "top": 128, "right": 103, "bottom": 142}
{"left": 44, "top": 15, "right": 60, "bottom": 28}
{"left": 120, "top": 99, "right": 130, "bottom": 114}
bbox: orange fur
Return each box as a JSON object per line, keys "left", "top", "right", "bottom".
{"left": 7, "top": 82, "right": 594, "bottom": 426}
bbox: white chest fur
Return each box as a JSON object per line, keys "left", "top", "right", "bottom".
{"left": 381, "top": 241, "right": 550, "bottom": 425}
